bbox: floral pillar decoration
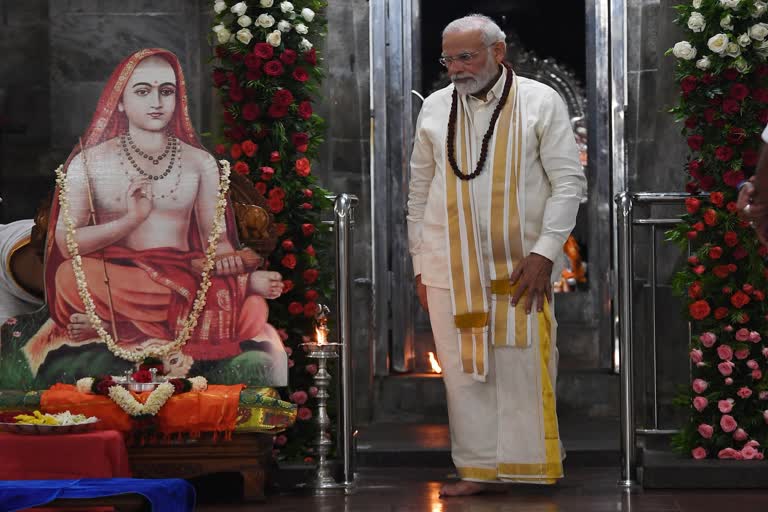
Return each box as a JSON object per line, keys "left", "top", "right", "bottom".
{"left": 210, "top": 0, "right": 330, "bottom": 461}
{"left": 668, "top": 0, "right": 768, "bottom": 460}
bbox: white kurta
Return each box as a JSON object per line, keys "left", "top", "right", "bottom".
{"left": 406, "top": 69, "right": 586, "bottom": 482}
{"left": 0, "top": 220, "right": 44, "bottom": 325}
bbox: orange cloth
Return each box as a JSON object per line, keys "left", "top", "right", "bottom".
{"left": 40, "top": 383, "right": 245, "bottom": 436}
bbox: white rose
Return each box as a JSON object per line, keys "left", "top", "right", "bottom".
{"left": 299, "top": 37, "right": 313, "bottom": 51}
{"left": 278, "top": 20, "right": 292, "bottom": 32}
{"left": 696, "top": 56, "right": 711, "bottom": 69}
{"left": 734, "top": 57, "right": 751, "bottom": 72}
{"left": 726, "top": 41, "right": 742, "bottom": 57}
{"left": 295, "top": 22, "right": 308, "bottom": 34}
{"left": 257, "top": 13, "right": 275, "bottom": 28}
{"left": 693, "top": 0, "right": 702, "bottom": 7}
{"left": 721, "top": 15, "right": 734, "bottom": 30}
{"left": 212, "top": 23, "right": 226, "bottom": 33}
{"left": 738, "top": 32, "right": 752, "bottom": 46}
{"left": 301, "top": 8, "right": 315, "bottom": 22}
{"left": 230, "top": 1, "right": 248, "bottom": 16}
{"left": 216, "top": 28, "right": 232, "bottom": 44}
{"left": 213, "top": 1, "right": 227, "bottom": 14}
{"left": 707, "top": 33, "right": 729, "bottom": 54}
{"left": 236, "top": 28, "right": 254, "bottom": 45}
{"left": 720, "top": 0, "right": 741, "bottom": 8}
{"left": 687, "top": 12, "right": 706, "bottom": 33}
{"left": 280, "top": 1, "right": 294, "bottom": 12}
{"left": 237, "top": 15, "right": 252, "bottom": 27}
{"left": 260, "top": 0, "right": 274, "bottom": 6}
{"left": 755, "top": 39, "right": 768, "bottom": 56}
{"left": 754, "top": 1, "right": 768, "bottom": 17}
{"left": 750, "top": 23, "right": 768, "bottom": 40}
{"left": 673, "top": 40, "right": 698, "bottom": 60}
{"left": 266, "top": 30, "right": 282, "bottom": 47}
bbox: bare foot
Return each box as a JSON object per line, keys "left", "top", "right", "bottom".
{"left": 67, "top": 313, "right": 108, "bottom": 341}
{"left": 439, "top": 481, "right": 507, "bottom": 497}
{"left": 248, "top": 271, "right": 284, "bottom": 299}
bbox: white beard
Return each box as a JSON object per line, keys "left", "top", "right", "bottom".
{"left": 450, "top": 60, "right": 500, "bottom": 97}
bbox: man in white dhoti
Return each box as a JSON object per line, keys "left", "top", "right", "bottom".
{"left": 407, "top": 14, "right": 587, "bottom": 496}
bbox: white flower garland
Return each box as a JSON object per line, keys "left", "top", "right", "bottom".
{"left": 108, "top": 382, "right": 175, "bottom": 416}
{"left": 54, "top": 160, "right": 232, "bottom": 363}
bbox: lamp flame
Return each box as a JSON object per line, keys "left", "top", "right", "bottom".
{"left": 427, "top": 352, "right": 442, "bottom": 373}
{"left": 316, "top": 326, "right": 327, "bottom": 346}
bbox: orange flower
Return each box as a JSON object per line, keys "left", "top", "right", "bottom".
{"left": 295, "top": 157, "right": 311, "bottom": 177}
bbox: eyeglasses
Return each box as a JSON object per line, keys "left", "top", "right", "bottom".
{"left": 439, "top": 45, "right": 492, "bottom": 67}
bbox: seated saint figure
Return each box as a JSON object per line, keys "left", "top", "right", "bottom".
{"left": 17, "top": 48, "right": 287, "bottom": 387}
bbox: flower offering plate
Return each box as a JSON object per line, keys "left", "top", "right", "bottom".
{"left": 0, "top": 420, "right": 99, "bottom": 435}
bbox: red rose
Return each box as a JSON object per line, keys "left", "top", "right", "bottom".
{"left": 727, "top": 263, "right": 737, "bottom": 272}
{"left": 729, "top": 83, "right": 750, "bottom": 101}
{"left": 280, "top": 49, "right": 298, "bottom": 65}
{"left": 268, "top": 196, "right": 284, "bottom": 214}
{"left": 303, "top": 188, "right": 313, "bottom": 198}
{"left": 270, "top": 151, "right": 281, "bottom": 162}
{"left": 260, "top": 166, "right": 275, "bottom": 180}
{"left": 301, "top": 223, "right": 315, "bottom": 236}
{"left": 212, "top": 69, "right": 227, "bottom": 87}
{"left": 246, "top": 69, "right": 262, "bottom": 81}
{"left": 681, "top": 75, "right": 698, "bottom": 93}
{"left": 723, "top": 68, "right": 739, "bottom": 80}
{"left": 743, "top": 284, "right": 754, "bottom": 294}
{"left": 688, "top": 282, "right": 703, "bottom": 299}
{"left": 301, "top": 202, "right": 312, "bottom": 209}
{"left": 733, "top": 246, "right": 748, "bottom": 260}
{"left": 727, "top": 127, "right": 747, "bottom": 145}
{"left": 713, "top": 265, "right": 731, "bottom": 278}
{"left": 303, "top": 268, "right": 319, "bottom": 284}
{"left": 215, "top": 144, "right": 226, "bottom": 155}
{"left": 95, "top": 378, "right": 117, "bottom": 395}
{"left": 288, "top": 301, "right": 304, "bottom": 315}
{"left": 703, "top": 209, "right": 717, "bottom": 226}
{"left": 754, "top": 290, "right": 766, "bottom": 301}
{"left": 269, "top": 186, "right": 285, "bottom": 199}
{"left": 254, "top": 43, "right": 274, "bottom": 60}
{"left": 264, "top": 60, "right": 284, "bottom": 77}
{"left": 685, "top": 197, "right": 701, "bottom": 214}
{"left": 724, "top": 170, "right": 745, "bottom": 188}
{"left": 305, "top": 289, "right": 319, "bottom": 301}
{"left": 688, "top": 256, "right": 699, "bottom": 265}
{"left": 273, "top": 89, "right": 295, "bottom": 107}
{"left": 295, "top": 157, "right": 311, "bottom": 177}
{"left": 283, "top": 279, "right": 294, "bottom": 293}
{"left": 245, "top": 54, "right": 263, "bottom": 70}
{"left": 281, "top": 254, "right": 297, "bottom": 269}
{"left": 701, "top": 73, "right": 716, "bottom": 84}
{"left": 233, "top": 161, "right": 250, "bottom": 175}
{"left": 689, "top": 300, "right": 711, "bottom": 320}
{"left": 693, "top": 265, "right": 706, "bottom": 275}
{"left": 293, "top": 67, "right": 310, "bottom": 82}
{"left": 305, "top": 245, "right": 316, "bottom": 257}
{"left": 241, "top": 140, "right": 258, "bottom": 157}
{"left": 715, "top": 146, "right": 734, "bottom": 162}
{"left": 722, "top": 286, "right": 732, "bottom": 294}
{"left": 685, "top": 116, "right": 698, "bottom": 129}
{"left": 298, "top": 101, "right": 313, "bottom": 120}
{"left": 708, "top": 96, "right": 723, "bottom": 106}
{"left": 169, "top": 379, "right": 186, "bottom": 394}
{"left": 755, "top": 88, "right": 768, "bottom": 103}
{"left": 709, "top": 246, "right": 723, "bottom": 259}
{"left": 710, "top": 191, "right": 724, "bottom": 207}
{"left": 304, "top": 302, "right": 318, "bottom": 317}
{"left": 760, "top": 245, "right": 768, "bottom": 257}
{"left": 132, "top": 369, "right": 153, "bottom": 383}
{"left": 724, "top": 231, "right": 739, "bottom": 247}
{"left": 742, "top": 149, "right": 759, "bottom": 167}
{"left": 722, "top": 99, "right": 740, "bottom": 115}
{"left": 229, "top": 86, "right": 244, "bottom": 102}
{"left": 268, "top": 104, "right": 289, "bottom": 119}
{"left": 731, "top": 291, "right": 751, "bottom": 309}
{"left": 693, "top": 222, "right": 705, "bottom": 232}
{"left": 275, "top": 223, "right": 287, "bottom": 236}
{"left": 223, "top": 110, "right": 236, "bottom": 126}
{"left": 282, "top": 240, "right": 295, "bottom": 251}
{"left": 291, "top": 132, "right": 310, "bottom": 152}
{"left": 687, "top": 135, "right": 704, "bottom": 151}
{"left": 255, "top": 182, "right": 267, "bottom": 195}
{"left": 304, "top": 48, "right": 317, "bottom": 65}
{"left": 703, "top": 108, "right": 717, "bottom": 124}
{"left": 242, "top": 103, "right": 261, "bottom": 121}
{"left": 714, "top": 307, "right": 729, "bottom": 320}
{"left": 727, "top": 201, "right": 738, "bottom": 213}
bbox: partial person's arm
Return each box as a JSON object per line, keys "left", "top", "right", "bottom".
{"left": 407, "top": 102, "right": 436, "bottom": 311}
{"left": 55, "top": 154, "right": 150, "bottom": 257}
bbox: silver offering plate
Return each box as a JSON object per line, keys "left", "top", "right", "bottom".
{"left": 0, "top": 420, "right": 99, "bottom": 435}
{"left": 124, "top": 381, "right": 159, "bottom": 392}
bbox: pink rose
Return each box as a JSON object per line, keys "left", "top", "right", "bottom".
{"left": 748, "top": 440, "right": 761, "bottom": 448}
{"left": 692, "top": 379, "right": 709, "bottom": 393}
{"left": 306, "top": 364, "right": 318, "bottom": 375}
{"left": 736, "top": 349, "right": 751, "bottom": 360}
{"left": 760, "top": 391, "right": 768, "bottom": 400}
{"left": 717, "top": 345, "right": 734, "bottom": 361}
{"left": 726, "top": 377, "right": 734, "bottom": 385}
{"left": 693, "top": 396, "right": 709, "bottom": 412}
{"left": 741, "top": 446, "right": 759, "bottom": 460}
{"left": 762, "top": 347, "right": 768, "bottom": 358}
{"left": 718, "top": 447, "right": 743, "bottom": 459}
{"left": 718, "top": 362, "right": 734, "bottom": 376}
{"left": 290, "top": 391, "right": 308, "bottom": 405}
{"left": 288, "top": 358, "right": 295, "bottom": 368}
{"left": 309, "top": 386, "right": 319, "bottom": 397}
{"left": 738, "top": 387, "right": 753, "bottom": 399}
{"left": 277, "top": 329, "right": 289, "bottom": 341}
{"left": 748, "top": 360, "right": 760, "bottom": 370}
{"left": 285, "top": 346, "right": 293, "bottom": 357}
{"left": 750, "top": 331, "right": 762, "bottom": 343}
{"left": 734, "top": 428, "right": 749, "bottom": 441}
{"left": 5, "top": 317, "right": 17, "bottom": 325}
{"left": 724, "top": 325, "right": 734, "bottom": 332}
{"left": 692, "top": 447, "right": 708, "bottom": 459}
{"left": 721, "top": 414, "right": 738, "bottom": 432}
{"left": 274, "top": 434, "right": 288, "bottom": 446}
{"left": 297, "top": 407, "right": 313, "bottom": 421}
{"left": 736, "top": 328, "right": 750, "bottom": 341}
{"left": 700, "top": 332, "right": 717, "bottom": 347}
{"left": 719, "top": 399, "right": 734, "bottom": 413}
{"left": 697, "top": 423, "right": 714, "bottom": 439}
{"left": 764, "top": 410, "right": 768, "bottom": 424}
{"left": 690, "top": 349, "right": 704, "bottom": 364}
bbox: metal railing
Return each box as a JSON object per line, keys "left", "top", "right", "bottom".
{"left": 616, "top": 192, "right": 692, "bottom": 487}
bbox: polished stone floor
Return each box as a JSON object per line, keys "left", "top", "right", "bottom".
{"left": 196, "top": 466, "right": 768, "bottom": 512}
